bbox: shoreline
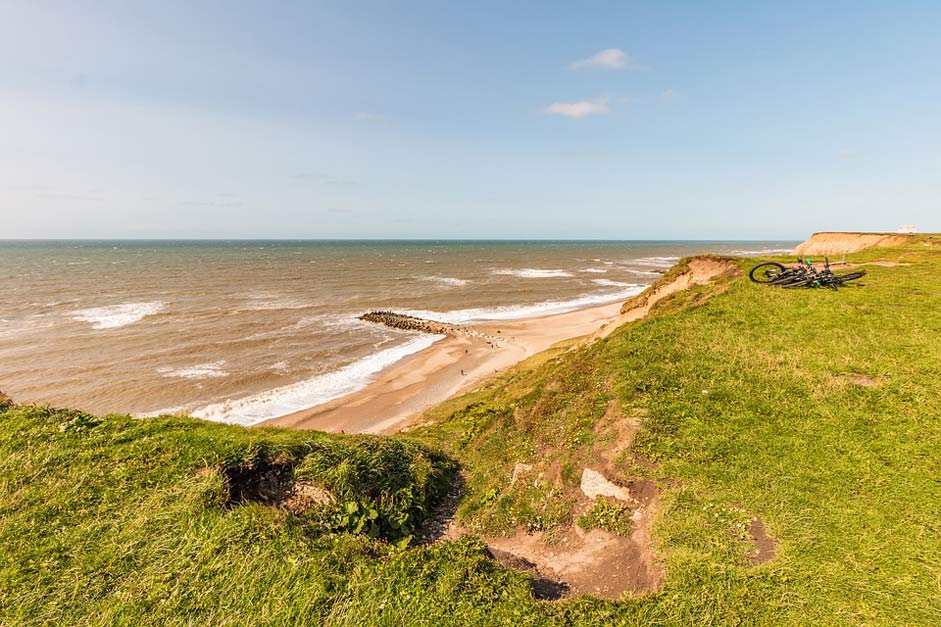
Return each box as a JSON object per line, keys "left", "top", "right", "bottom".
{"left": 261, "top": 300, "right": 625, "bottom": 434}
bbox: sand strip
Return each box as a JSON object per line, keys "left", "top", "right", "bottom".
{"left": 262, "top": 301, "right": 623, "bottom": 434}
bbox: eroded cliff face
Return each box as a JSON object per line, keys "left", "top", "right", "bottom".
{"left": 792, "top": 232, "right": 914, "bottom": 256}
{"left": 591, "top": 256, "right": 741, "bottom": 340}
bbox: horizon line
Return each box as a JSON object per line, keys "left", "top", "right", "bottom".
{"left": 0, "top": 237, "right": 802, "bottom": 243}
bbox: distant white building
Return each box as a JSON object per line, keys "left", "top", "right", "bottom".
{"left": 896, "top": 225, "right": 918, "bottom": 234}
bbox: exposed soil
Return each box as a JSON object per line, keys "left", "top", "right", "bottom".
{"left": 419, "top": 462, "right": 665, "bottom": 600}
{"left": 220, "top": 457, "right": 332, "bottom": 513}
{"left": 748, "top": 518, "right": 777, "bottom": 565}
{"left": 283, "top": 481, "right": 334, "bottom": 514}
{"left": 487, "top": 505, "right": 664, "bottom": 600}
{"left": 842, "top": 373, "right": 882, "bottom": 387}
{"left": 0, "top": 390, "right": 13, "bottom": 412}
{"left": 416, "top": 473, "right": 465, "bottom": 544}
{"left": 594, "top": 257, "right": 742, "bottom": 340}
{"left": 487, "top": 548, "right": 570, "bottom": 600}
{"left": 793, "top": 232, "right": 914, "bottom": 256}
{"left": 223, "top": 458, "right": 297, "bottom": 507}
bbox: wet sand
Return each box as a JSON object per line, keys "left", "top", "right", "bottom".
{"left": 263, "top": 301, "right": 624, "bottom": 434}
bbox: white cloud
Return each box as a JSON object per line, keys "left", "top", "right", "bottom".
{"left": 570, "top": 48, "right": 640, "bottom": 70}
{"left": 352, "top": 112, "right": 379, "bottom": 121}
{"left": 544, "top": 97, "right": 610, "bottom": 119}
{"left": 661, "top": 89, "right": 674, "bottom": 98}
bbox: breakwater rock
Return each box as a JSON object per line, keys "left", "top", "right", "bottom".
{"left": 358, "top": 311, "right": 458, "bottom": 335}
{"left": 358, "top": 311, "right": 505, "bottom": 344}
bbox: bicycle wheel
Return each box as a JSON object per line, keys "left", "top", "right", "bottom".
{"left": 749, "top": 262, "right": 787, "bottom": 284}
{"left": 834, "top": 271, "right": 866, "bottom": 283}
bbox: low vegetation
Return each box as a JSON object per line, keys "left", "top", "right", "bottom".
{"left": 2, "top": 237, "right": 940, "bottom": 625}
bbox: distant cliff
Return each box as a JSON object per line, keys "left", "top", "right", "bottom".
{"left": 792, "top": 232, "right": 916, "bottom": 255}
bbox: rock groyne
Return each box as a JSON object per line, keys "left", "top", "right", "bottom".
{"left": 358, "top": 311, "right": 459, "bottom": 336}
{"left": 358, "top": 311, "right": 505, "bottom": 344}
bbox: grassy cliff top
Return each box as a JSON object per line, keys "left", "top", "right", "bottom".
{"left": 3, "top": 241, "right": 941, "bottom": 625}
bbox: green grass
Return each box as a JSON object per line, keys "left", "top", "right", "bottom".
{"left": 2, "top": 240, "right": 940, "bottom": 625}
{"left": 577, "top": 497, "right": 633, "bottom": 535}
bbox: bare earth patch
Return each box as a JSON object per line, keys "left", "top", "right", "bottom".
{"left": 283, "top": 481, "right": 334, "bottom": 514}
{"left": 219, "top": 457, "right": 333, "bottom": 514}
{"left": 594, "top": 257, "right": 742, "bottom": 339}
{"left": 842, "top": 373, "right": 882, "bottom": 387}
{"left": 748, "top": 518, "right": 777, "bottom": 565}
{"left": 492, "top": 468, "right": 662, "bottom": 600}
{"left": 419, "top": 464, "right": 664, "bottom": 600}
{"left": 487, "top": 524, "right": 662, "bottom": 600}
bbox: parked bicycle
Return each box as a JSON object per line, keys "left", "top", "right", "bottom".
{"left": 749, "top": 257, "right": 865, "bottom": 289}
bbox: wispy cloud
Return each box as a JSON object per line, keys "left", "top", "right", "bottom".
{"left": 570, "top": 48, "right": 642, "bottom": 71}
{"left": 661, "top": 89, "right": 675, "bottom": 98}
{"left": 352, "top": 112, "right": 380, "bottom": 121}
{"left": 544, "top": 97, "right": 610, "bottom": 119}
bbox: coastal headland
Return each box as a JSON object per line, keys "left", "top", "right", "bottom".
{"left": 264, "top": 255, "right": 744, "bottom": 434}
{"left": 264, "top": 232, "right": 934, "bottom": 435}
{"left": 3, "top": 232, "right": 940, "bottom": 624}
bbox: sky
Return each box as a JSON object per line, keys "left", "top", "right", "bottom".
{"left": 1, "top": 1, "right": 939, "bottom": 240}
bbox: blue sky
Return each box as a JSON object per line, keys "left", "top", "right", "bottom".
{"left": 1, "top": 1, "right": 939, "bottom": 239}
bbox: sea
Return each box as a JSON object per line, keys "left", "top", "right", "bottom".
{"left": 0, "top": 240, "right": 794, "bottom": 425}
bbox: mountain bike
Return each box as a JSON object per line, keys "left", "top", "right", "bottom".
{"left": 750, "top": 258, "right": 865, "bottom": 289}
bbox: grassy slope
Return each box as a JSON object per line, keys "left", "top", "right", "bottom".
{"left": 414, "top": 241, "right": 941, "bottom": 625}
{"left": 2, "top": 241, "right": 939, "bottom": 626}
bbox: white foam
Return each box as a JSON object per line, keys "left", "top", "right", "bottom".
{"left": 729, "top": 248, "right": 794, "bottom": 255}
{"left": 397, "top": 286, "right": 646, "bottom": 324}
{"left": 633, "top": 256, "right": 681, "bottom": 265}
{"left": 493, "top": 268, "right": 574, "bottom": 278}
{"left": 592, "top": 279, "right": 640, "bottom": 287}
{"left": 157, "top": 361, "right": 228, "bottom": 379}
{"left": 420, "top": 276, "right": 469, "bottom": 287}
{"left": 72, "top": 301, "right": 165, "bottom": 329}
{"left": 190, "top": 333, "right": 444, "bottom": 425}
{"left": 580, "top": 268, "right": 608, "bottom": 274}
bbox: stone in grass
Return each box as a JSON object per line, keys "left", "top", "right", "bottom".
{"left": 580, "top": 468, "right": 632, "bottom": 503}
{"left": 510, "top": 463, "right": 534, "bottom": 486}
{"left": 0, "top": 391, "right": 13, "bottom": 413}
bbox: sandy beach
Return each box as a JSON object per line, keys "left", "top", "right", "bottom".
{"left": 263, "top": 300, "right": 624, "bottom": 434}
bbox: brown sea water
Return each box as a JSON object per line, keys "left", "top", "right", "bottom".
{"left": 0, "top": 240, "right": 794, "bottom": 424}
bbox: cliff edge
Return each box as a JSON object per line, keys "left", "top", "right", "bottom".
{"left": 792, "top": 232, "right": 915, "bottom": 255}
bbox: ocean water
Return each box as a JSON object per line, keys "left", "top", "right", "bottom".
{"left": 0, "top": 240, "right": 794, "bottom": 425}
